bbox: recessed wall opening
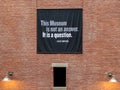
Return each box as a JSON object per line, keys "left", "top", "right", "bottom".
{"left": 54, "top": 67, "right": 66, "bottom": 87}
{"left": 52, "top": 63, "right": 68, "bottom": 90}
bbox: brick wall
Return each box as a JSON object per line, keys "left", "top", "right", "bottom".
{"left": 0, "top": 0, "right": 120, "bottom": 90}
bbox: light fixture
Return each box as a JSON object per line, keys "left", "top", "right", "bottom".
{"left": 108, "top": 72, "right": 118, "bottom": 82}
{"left": 2, "top": 72, "right": 14, "bottom": 81}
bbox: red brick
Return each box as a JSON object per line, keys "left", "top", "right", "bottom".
{"left": 0, "top": 0, "right": 120, "bottom": 90}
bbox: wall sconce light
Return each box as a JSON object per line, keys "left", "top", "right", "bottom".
{"left": 2, "top": 72, "right": 14, "bottom": 81}
{"left": 108, "top": 72, "right": 118, "bottom": 82}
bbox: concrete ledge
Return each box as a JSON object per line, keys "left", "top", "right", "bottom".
{"left": 52, "top": 63, "right": 68, "bottom": 67}
{"left": 52, "top": 87, "right": 67, "bottom": 90}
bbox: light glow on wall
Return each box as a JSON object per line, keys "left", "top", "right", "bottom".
{"left": 0, "top": 80, "right": 24, "bottom": 90}
{"left": 89, "top": 82, "right": 120, "bottom": 90}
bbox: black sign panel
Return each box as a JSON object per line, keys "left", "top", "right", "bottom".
{"left": 37, "top": 9, "right": 83, "bottom": 53}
